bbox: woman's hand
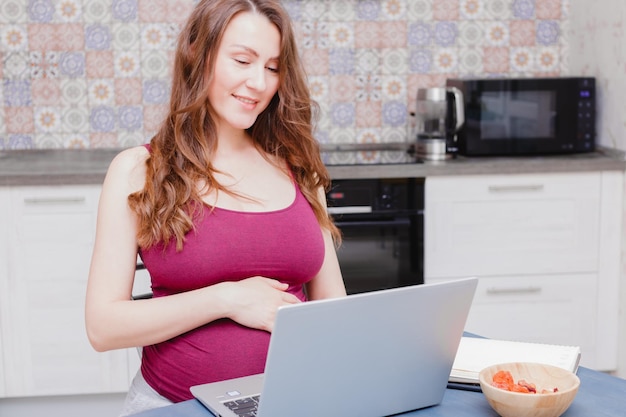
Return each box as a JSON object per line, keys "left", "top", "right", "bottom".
{"left": 216, "top": 277, "right": 301, "bottom": 332}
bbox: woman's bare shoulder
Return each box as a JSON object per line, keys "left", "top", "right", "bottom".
{"left": 105, "top": 146, "right": 150, "bottom": 193}
{"left": 111, "top": 145, "right": 149, "bottom": 166}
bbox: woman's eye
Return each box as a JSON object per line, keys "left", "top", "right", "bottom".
{"left": 266, "top": 66, "right": 279, "bottom": 73}
{"left": 234, "top": 59, "right": 249, "bottom": 65}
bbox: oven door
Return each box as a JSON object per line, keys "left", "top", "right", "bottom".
{"left": 334, "top": 212, "right": 423, "bottom": 295}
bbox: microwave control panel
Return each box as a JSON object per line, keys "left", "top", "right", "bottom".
{"left": 576, "top": 77, "right": 595, "bottom": 151}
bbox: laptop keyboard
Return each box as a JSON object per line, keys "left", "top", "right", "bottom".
{"left": 223, "top": 395, "right": 261, "bottom": 417}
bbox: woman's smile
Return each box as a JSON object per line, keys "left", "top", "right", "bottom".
{"left": 233, "top": 94, "right": 259, "bottom": 107}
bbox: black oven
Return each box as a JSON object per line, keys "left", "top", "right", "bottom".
{"left": 327, "top": 178, "right": 424, "bottom": 295}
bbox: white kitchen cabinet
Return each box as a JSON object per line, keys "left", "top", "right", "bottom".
{"left": 0, "top": 185, "right": 132, "bottom": 397}
{"left": 0, "top": 187, "right": 9, "bottom": 397}
{"left": 425, "top": 171, "right": 623, "bottom": 371}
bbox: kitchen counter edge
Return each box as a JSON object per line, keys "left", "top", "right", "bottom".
{"left": 1, "top": 147, "right": 625, "bottom": 186}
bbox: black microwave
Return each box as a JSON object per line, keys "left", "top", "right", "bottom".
{"left": 445, "top": 77, "right": 596, "bottom": 156}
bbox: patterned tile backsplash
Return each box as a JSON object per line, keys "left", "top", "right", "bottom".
{"left": 0, "top": 0, "right": 569, "bottom": 152}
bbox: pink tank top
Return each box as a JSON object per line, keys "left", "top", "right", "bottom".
{"left": 139, "top": 181, "right": 325, "bottom": 402}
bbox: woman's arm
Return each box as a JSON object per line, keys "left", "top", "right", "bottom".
{"left": 305, "top": 186, "right": 347, "bottom": 301}
{"left": 85, "top": 147, "right": 298, "bottom": 352}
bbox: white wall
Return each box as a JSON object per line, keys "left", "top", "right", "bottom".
{"left": 568, "top": 0, "right": 626, "bottom": 150}
{"left": 568, "top": 0, "right": 626, "bottom": 378}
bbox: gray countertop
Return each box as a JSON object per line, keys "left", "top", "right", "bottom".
{"left": 1, "top": 147, "right": 625, "bottom": 186}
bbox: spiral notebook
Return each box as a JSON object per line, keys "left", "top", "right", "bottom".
{"left": 449, "top": 337, "right": 582, "bottom": 386}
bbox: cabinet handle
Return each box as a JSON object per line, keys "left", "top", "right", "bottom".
{"left": 488, "top": 184, "right": 544, "bottom": 193}
{"left": 486, "top": 286, "right": 542, "bottom": 295}
{"left": 23, "top": 197, "right": 86, "bottom": 205}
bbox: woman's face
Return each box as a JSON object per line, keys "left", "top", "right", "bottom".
{"left": 208, "top": 11, "right": 281, "bottom": 136}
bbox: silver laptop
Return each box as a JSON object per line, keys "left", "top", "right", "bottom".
{"left": 191, "top": 277, "right": 478, "bottom": 417}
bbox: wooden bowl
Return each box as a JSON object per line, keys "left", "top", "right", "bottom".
{"left": 478, "top": 362, "right": 580, "bottom": 417}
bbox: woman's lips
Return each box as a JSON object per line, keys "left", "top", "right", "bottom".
{"left": 234, "top": 94, "right": 258, "bottom": 106}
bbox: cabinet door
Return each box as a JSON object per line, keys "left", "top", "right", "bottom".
{"left": 425, "top": 173, "right": 601, "bottom": 278}
{"left": 0, "top": 188, "right": 9, "bottom": 397}
{"left": 461, "top": 274, "right": 597, "bottom": 369}
{"left": 424, "top": 171, "right": 623, "bottom": 372}
{"left": 2, "top": 185, "right": 130, "bottom": 397}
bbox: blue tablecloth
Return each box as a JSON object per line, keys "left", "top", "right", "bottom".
{"left": 131, "top": 366, "right": 626, "bottom": 417}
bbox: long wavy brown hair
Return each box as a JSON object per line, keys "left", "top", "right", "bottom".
{"left": 128, "top": 0, "right": 339, "bottom": 251}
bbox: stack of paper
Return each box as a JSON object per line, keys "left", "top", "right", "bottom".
{"left": 449, "top": 337, "right": 582, "bottom": 385}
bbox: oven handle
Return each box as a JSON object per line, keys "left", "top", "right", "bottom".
{"left": 328, "top": 206, "right": 372, "bottom": 215}
{"left": 334, "top": 218, "right": 413, "bottom": 228}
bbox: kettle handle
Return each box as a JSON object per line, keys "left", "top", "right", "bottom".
{"left": 447, "top": 87, "right": 464, "bottom": 132}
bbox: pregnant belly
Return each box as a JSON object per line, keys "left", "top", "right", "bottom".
{"left": 141, "top": 319, "right": 271, "bottom": 402}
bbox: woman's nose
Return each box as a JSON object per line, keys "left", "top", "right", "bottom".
{"left": 246, "top": 65, "right": 267, "bottom": 91}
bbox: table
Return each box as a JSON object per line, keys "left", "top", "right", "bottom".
{"left": 131, "top": 366, "right": 626, "bottom": 416}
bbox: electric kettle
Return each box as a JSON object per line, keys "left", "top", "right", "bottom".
{"left": 413, "top": 87, "right": 464, "bottom": 161}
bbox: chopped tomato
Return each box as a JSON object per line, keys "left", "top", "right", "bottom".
{"left": 491, "top": 370, "right": 556, "bottom": 394}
